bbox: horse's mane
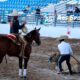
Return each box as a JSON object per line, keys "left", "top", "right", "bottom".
{"left": 23, "top": 28, "right": 40, "bottom": 45}
{"left": 24, "top": 29, "right": 36, "bottom": 43}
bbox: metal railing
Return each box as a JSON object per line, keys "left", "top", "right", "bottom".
{"left": 0, "top": 11, "right": 80, "bottom": 27}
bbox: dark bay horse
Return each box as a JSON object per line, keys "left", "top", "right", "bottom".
{"left": 0, "top": 28, "right": 41, "bottom": 78}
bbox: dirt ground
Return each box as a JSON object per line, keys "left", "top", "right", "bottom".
{"left": 0, "top": 37, "right": 80, "bottom": 80}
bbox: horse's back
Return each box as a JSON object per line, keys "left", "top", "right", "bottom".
{"left": 0, "top": 34, "right": 20, "bottom": 56}
{"left": 0, "top": 34, "right": 12, "bottom": 51}
{"left": 0, "top": 34, "right": 7, "bottom": 37}
{"left": 0, "top": 34, "right": 11, "bottom": 42}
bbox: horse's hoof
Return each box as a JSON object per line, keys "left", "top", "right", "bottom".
{"left": 24, "top": 77, "right": 27, "bottom": 80}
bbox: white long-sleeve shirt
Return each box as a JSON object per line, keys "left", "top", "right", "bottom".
{"left": 58, "top": 41, "right": 73, "bottom": 55}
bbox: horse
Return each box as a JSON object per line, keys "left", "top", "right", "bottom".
{"left": 0, "top": 28, "right": 41, "bottom": 78}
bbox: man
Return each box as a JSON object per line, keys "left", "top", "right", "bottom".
{"left": 74, "top": 7, "right": 80, "bottom": 20}
{"left": 35, "top": 6, "right": 41, "bottom": 25}
{"left": 57, "top": 35, "right": 73, "bottom": 75}
{"left": 9, "top": 9, "right": 27, "bottom": 58}
{"left": 23, "top": 5, "right": 30, "bottom": 14}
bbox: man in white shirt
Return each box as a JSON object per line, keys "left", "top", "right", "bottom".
{"left": 57, "top": 35, "right": 73, "bottom": 75}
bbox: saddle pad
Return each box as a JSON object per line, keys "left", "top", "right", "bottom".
{"left": 7, "top": 34, "right": 16, "bottom": 40}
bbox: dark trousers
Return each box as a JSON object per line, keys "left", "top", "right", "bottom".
{"left": 58, "top": 55, "right": 72, "bottom": 74}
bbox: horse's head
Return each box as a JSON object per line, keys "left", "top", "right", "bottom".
{"left": 24, "top": 28, "right": 41, "bottom": 45}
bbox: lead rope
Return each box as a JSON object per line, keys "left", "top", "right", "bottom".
{"left": 71, "top": 55, "right": 80, "bottom": 64}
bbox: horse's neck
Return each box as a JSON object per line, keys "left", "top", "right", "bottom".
{"left": 26, "top": 37, "right": 33, "bottom": 44}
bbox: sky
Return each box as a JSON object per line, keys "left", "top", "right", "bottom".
{"left": 0, "top": 24, "right": 80, "bottom": 39}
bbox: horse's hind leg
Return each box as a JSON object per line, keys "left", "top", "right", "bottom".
{"left": 19, "top": 57, "right": 23, "bottom": 77}
{"left": 0, "top": 53, "right": 5, "bottom": 64}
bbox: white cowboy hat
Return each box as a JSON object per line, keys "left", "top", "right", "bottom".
{"left": 8, "top": 9, "right": 22, "bottom": 16}
{"left": 57, "top": 35, "right": 68, "bottom": 41}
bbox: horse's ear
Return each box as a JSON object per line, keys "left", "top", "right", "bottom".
{"left": 37, "top": 27, "right": 41, "bottom": 31}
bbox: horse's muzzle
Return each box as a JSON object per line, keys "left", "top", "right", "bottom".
{"left": 37, "top": 41, "right": 41, "bottom": 46}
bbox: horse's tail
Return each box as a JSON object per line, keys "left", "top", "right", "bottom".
{"left": 5, "top": 55, "right": 7, "bottom": 64}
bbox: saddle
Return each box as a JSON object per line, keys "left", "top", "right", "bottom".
{"left": 6, "top": 34, "right": 21, "bottom": 46}
{"left": 7, "top": 34, "right": 17, "bottom": 40}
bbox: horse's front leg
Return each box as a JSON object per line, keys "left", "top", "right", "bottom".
{"left": 23, "top": 58, "right": 29, "bottom": 77}
{"left": 19, "top": 57, "right": 23, "bottom": 77}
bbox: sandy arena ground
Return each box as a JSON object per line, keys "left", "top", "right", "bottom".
{"left": 0, "top": 37, "right": 80, "bottom": 80}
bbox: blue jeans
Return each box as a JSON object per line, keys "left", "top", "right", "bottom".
{"left": 58, "top": 54, "right": 72, "bottom": 74}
